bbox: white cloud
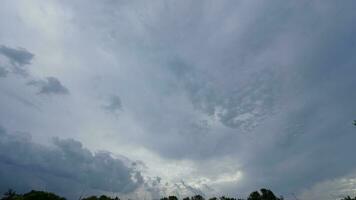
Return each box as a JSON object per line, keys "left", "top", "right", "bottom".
{"left": 299, "top": 171, "right": 356, "bottom": 200}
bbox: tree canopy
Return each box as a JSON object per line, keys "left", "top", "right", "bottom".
{"left": 1, "top": 190, "right": 65, "bottom": 200}
{"left": 246, "top": 189, "right": 282, "bottom": 200}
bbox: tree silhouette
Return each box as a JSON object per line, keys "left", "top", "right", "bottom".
{"left": 160, "top": 196, "right": 178, "bottom": 200}
{"left": 1, "top": 190, "right": 17, "bottom": 200}
{"left": 247, "top": 191, "right": 261, "bottom": 200}
{"left": 1, "top": 190, "right": 66, "bottom": 200}
{"left": 191, "top": 195, "right": 204, "bottom": 200}
{"left": 22, "top": 190, "right": 65, "bottom": 200}
{"left": 219, "top": 196, "right": 236, "bottom": 200}
{"left": 3, "top": 188, "right": 356, "bottom": 200}
{"left": 247, "top": 189, "right": 282, "bottom": 200}
{"left": 82, "top": 195, "right": 120, "bottom": 200}
{"left": 342, "top": 196, "right": 356, "bottom": 200}
{"left": 170, "top": 196, "right": 178, "bottom": 200}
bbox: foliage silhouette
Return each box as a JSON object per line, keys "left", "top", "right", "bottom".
{"left": 1, "top": 190, "right": 65, "bottom": 200}
{"left": 81, "top": 195, "right": 120, "bottom": 200}
{"left": 1, "top": 190, "right": 17, "bottom": 200}
{"left": 342, "top": 196, "right": 356, "bottom": 200}
{"left": 247, "top": 189, "right": 283, "bottom": 200}
{"left": 160, "top": 196, "right": 178, "bottom": 200}
{"left": 191, "top": 195, "right": 204, "bottom": 200}
{"left": 2, "top": 188, "right": 356, "bottom": 200}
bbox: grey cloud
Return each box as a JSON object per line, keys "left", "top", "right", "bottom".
{"left": 1, "top": 1, "right": 356, "bottom": 199}
{"left": 103, "top": 95, "right": 122, "bottom": 113}
{"left": 2, "top": 90, "right": 41, "bottom": 111}
{"left": 0, "top": 45, "right": 34, "bottom": 76}
{"left": 119, "top": 1, "right": 356, "bottom": 196}
{"left": 168, "top": 59, "right": 280, "bottom": 131}
{"left": 143, "top": 177, "right": 166, "bottom": 199}
{"left": 0, "top": 45, "right": 34, "bottom": 66}
{"left": 27, "top": 77, "right": 69, "bottom": 95}
{"left": 0, "top": 45, "right": 69, "bottom": 97}
{"left": 179, "top": 181, "right": 205, "bottom": 197}
{"left": 0, "top": 67, "right": 8, "bottom": 77}
{"left": 298, "top": 170, "right": 356, "bottom": 200}
{"left": 0, "top": 126, "right": 143, "bottom": 198}
{"left": 0, "top": 125, "right": 5, "bottom": 135}
{"left": 144, "top": 178, "right": 205, "bottom": 199}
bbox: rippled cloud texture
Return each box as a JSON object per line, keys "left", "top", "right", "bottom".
{"left": 0, "top": 1, "right": 356, "bottom": 199}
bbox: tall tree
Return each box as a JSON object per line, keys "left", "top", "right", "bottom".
{"left": 247, "top": 189, "right": 282, "bottom": 200}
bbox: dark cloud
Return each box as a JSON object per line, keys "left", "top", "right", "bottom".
{"left": 0, "top": 45, "right": 34, "bottom": 66}
{"left": 0, "top": 45, "right": 69, "bottom": 96}
{"left": 27, "top": 77, "right": 69, "bottom": 95}
{"left": 0, "top": 45, "right": 34, "bottom": 76}
{"left": 0, "top": 126, "right": 143, "bottom": 198}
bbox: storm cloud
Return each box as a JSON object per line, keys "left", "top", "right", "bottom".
{"left": 0, "top": 126, "right": 143, "bottom": 198}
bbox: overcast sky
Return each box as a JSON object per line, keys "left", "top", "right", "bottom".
{"left": 1, "top": 1, "right": 356, "bottom": 200}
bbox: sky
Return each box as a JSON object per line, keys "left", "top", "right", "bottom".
{"left": 0, "top": 1, "right": 356, "bottom": 200}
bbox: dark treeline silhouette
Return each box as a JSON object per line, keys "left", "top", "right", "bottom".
{"left": 1, "top": 188, "right": 356, "bottom": 200}
{"left": 343, "top": 197, "right": 356, "bottom": 200}
{"left": 0, "top": 189, "right": 118, "bottom": 200}
{"left": 1, "top": 189, "right": 65, "bottom": 200}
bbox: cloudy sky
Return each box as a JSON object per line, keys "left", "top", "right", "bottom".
{"left": 1, "top": 1, "right": 356, "bottom": 199}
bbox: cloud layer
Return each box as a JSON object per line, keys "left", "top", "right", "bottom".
{"left": 0, "top": 1, "right": 356, "bottom": 199}
{"left": 0, "top": 126, "right": 143, "bottom": 198}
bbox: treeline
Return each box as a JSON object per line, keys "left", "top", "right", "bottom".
{"left": 0, "top": 190, "right": 118, "bottom": 200}
{"left": 161, "top": 189, "right": 283, "bottom": 200}
{"left": 1, "top": 188, "right": 356, "bottom": 200}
